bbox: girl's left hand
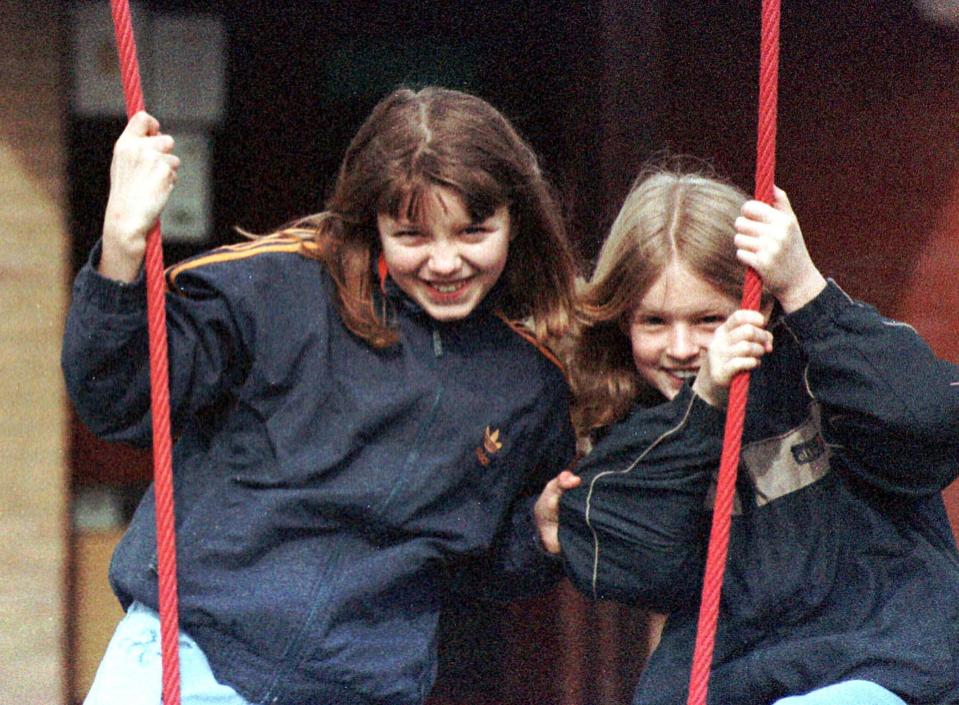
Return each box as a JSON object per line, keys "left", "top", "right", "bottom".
{"left": 734, "top": 186, "right": 827, "bottom": 313}
{"left": 693, "top": 309, "right": 773, "bottom": 408}
{"left": 534, "top": 469, "right": 582, "bottom": 555}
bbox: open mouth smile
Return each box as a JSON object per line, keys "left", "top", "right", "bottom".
{"left": 424, "top": 278, "right": 472, "bottom": 302}
{"left": 666, "top": 369, "right": 699, "bottom": 383}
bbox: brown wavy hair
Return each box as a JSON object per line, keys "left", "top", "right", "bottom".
{"left": 273, "top": 86, "right": 578, "bottom": 349}
{"left": 570, "top": 167, "right": 772, "bottom": 438}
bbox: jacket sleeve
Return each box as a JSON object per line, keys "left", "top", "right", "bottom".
{"left": 61, "top": 242, "right": 252, "bottom": 446}
{"left": 782, "top": 280, "right": 959, "bottom": 496}
{"left": 558, "top": 387, "right": 725, "bottom": 611}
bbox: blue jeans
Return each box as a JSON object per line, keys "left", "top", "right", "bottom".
{"left": 773, "top": 681, "right": 907, "bottom": 705}
{"left": 84, "top": 602, "right": 252, "bottom": 705}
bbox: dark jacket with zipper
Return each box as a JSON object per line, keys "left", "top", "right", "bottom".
{"left": 62, "top": 236, "right": 575, "bottom": 705}
{"left": 559, "top": 281, "right": 959, "bottom": 705}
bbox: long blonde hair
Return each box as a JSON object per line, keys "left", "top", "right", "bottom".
{"left": 570, "top": 167, "right": 767, "bottom": 437}
{"left": 274, "top": 86, "right": 578, "bottom": 349}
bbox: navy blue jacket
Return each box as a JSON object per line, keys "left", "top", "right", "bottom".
{"left": 63, "top": 237, "right": 575, "bottom": 705}
{"left": 559, "top": 281, "right": 959, "bottom": 705}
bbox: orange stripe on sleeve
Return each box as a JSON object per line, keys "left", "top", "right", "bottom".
{"left": 164, "top": 235, "right": 308, "bottom": 290}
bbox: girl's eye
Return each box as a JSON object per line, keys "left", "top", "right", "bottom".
{"left": 635, "top": 316, "right": 665, "bottom": 328}
{"left": 461, "top": 225, "right": 489, "bottom": 238}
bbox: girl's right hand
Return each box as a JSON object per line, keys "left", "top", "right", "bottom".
{"left": 99, "top": 112, "right": 180, "bottom": 282}
{"left": 692, "top": 309, "right": 772, "bottom": 408}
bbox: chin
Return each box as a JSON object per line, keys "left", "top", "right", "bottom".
{"left": 659, "top": 383, "right": 683, "bottom": 401}
{"left": 422, "top": 302, "right": 474, "bottom": 322}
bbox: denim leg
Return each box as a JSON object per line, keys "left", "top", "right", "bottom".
{"left": 773, "top": 680, "right": 907, "bottom": 705}
{"left": 84, "top": 602, "right": 252, "bottom": 705}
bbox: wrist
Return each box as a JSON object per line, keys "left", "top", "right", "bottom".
{"left": 777, "top": 270, "right": 827, "bottom": 314}
{"left": 98, "top": 237, "right": 145, "bottom": 284}
{"left": 692, "top": 377, "right": 727, "bottom": 409}
{"left": 100, "top": 215, "right": 148, "bottom": 283}
{"left": 97, "top": 248, "right": 143, "bottom": 283}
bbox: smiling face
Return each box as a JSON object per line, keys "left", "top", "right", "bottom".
{"left": 627, "top": 258, "right": 739, "bottom": 400}
{"left": 377, "top": 185, "right": 511, "bottom": 322}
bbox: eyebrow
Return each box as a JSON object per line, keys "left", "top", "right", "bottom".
{"left": 633, "top": 306, "right": 728, "bottom": 318}
{"left": 386, "top": 211, "right": 493, "bottom": 228}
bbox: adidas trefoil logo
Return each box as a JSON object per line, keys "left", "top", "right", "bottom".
{"left": 475, "top": 426, "right": 503, "bottom": 467}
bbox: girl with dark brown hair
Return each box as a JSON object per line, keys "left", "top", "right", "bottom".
{"left": 64, "top": 86, "right": 579, "bottom": 705}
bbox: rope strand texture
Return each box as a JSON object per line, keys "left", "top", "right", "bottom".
{"left": 109, "top": 2, "right": 182, "bottom": 703}
{"left": 685, "top": 2, "right": 779, "bottom": 705}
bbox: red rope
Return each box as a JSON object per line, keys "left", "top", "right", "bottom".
{"left": 685, "top": 2, "right": 779, "bottom": 705}
{"left": 109, "top": 2, "right": 182, "bottom": 703}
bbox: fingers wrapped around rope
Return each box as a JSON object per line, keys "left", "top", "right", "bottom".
{"left": 692, "top": 309, "right": 772, "bottom": 408}
{"left": 734, "top": 186, "right": 826, "bottom": 313}
{"left": 100, "top": 111, "right": 181, "bottom": 282}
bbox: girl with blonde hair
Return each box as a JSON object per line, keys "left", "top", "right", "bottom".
{"left": 539, "top": 167, "right": 959, "bottom": 705}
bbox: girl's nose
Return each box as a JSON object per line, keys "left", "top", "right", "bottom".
{"left": 666, "top": 324, "right": 698, "bottom": 360}
{"left": 428, "top": 240, "right": 462, "bottom": 276}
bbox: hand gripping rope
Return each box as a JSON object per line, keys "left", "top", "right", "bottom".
{"left": 686, "top": 2, "right": 779, "bottom": 705}
{"left": 109, "top": 2, "right": 182, "bottom": 703}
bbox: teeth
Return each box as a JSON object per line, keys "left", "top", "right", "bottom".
{"left": 672, "top": 370, "right": 698, "bottom": 380}
{"left": 433, "top": 282, "right": 465, "bottom": 293}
